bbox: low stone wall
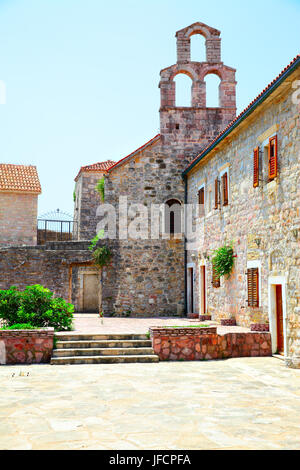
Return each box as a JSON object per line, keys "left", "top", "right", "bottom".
{"left": 150, "top": 327, "right": 272, "bottom": 361}
{"left": 0, "top": 328, "right": 54, "bottom": 365}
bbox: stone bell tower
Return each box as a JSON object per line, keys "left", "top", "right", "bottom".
{"left": 159, "top": 22, "right": 237, "bottom": 151}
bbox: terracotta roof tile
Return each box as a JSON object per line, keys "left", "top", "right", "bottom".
{"left": 183, "top": 54, "right": 300, "bottom": 175}
{"left": 75, "top": 160, "right": 115, "bottom": 181}
{"left": 0, "top": 164, "right": 41, "bottom": 194}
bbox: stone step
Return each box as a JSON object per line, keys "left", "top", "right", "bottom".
{"left": 50, "top": 355, "right": 159, "bottom": 365}
{"left": 55, "top": 333, "right": 149, "bottom": 341}
{"left": 56, "top": 339, "right": 152, "bottom": 349}
{"left": 53, "top": 347, "right": 155, "bottom": 357}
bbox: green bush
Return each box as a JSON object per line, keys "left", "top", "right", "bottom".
{"left": 1, "top": 323, "right": 35, "bottom": 330}
{"left": 212, "top": 243, "right": 235, "bottom": 279}
{"left": 95, "top": 177, "right": 105, "bottom": 202}
{"left": 0, "top": 285, "right": 74, "bottom": 331}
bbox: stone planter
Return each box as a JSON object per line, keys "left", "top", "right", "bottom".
{"left": 199, "top": 315, "right": 212, "bottom": 322}
{"left": 187, "top": 313, "right": 199, "bottom": 320}
{"left": 251, "top": 324, "right": 269, "bottom": 332}
{"left": 0, "top": 328, "right": 54, "bottom": 365}
{"left": 221, "top": 318, "right": 236, "bottom": 326}
{"left": 149, "top": 326, "right": 272, "bottom": 362}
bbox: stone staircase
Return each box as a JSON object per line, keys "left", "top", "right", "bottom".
{"left": 51, "top": 333, "right": 159, "bottom": 365}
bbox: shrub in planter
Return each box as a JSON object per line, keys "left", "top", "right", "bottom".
{"left": 0, "top": 323, "right": 35, "bottom": 330}
{"left": 0, "top": 285, "right": 74, "bottom": 331}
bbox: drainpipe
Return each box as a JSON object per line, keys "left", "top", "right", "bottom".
{"left": 183, "top": 174, "right": 188, "bottom": 317}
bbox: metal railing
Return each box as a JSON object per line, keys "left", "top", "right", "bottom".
{"left": 37, "top": 219, "right": 77, "bottom": 244}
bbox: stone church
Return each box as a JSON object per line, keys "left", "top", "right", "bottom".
{"left": 73, "top": 22, "right": 237, "bottom": 317}
{"left": 0, "top": 21, "right": 299, "bottom": 368}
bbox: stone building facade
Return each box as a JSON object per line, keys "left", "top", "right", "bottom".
{"left": 73, "top": 160, "right": 115, "bottom": 241}
{"left": 183, "top": 55, "right": 300, "bottom": 367}
{"left": 75, "top": 22, "right": 237, "bottom": 317}
{"left": 0, "top": 241, "right": 94, "bottom": 310}
{"left": 0, "top": 164, "right": 41, "bottom": 247}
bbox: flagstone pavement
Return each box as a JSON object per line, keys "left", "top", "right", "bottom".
{"left": 0, "top": 357, "right": 300, "bottom": 450}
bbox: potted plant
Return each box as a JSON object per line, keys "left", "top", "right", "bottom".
{"left": 211, "top": 243, "right": 237, "bottom": 326}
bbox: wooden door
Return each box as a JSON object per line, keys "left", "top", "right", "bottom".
{"left": 83, "top": 274, "right": 99, "bottom": 312}
{"left": 275, "top": 285, "right": 284, "bottom": 355}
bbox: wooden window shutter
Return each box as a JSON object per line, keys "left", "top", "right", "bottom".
{"left": 247, "top": 268, "right": 259, "bottom": 307}
{"left": 253, "top": 147, "right": 259, "bottom": 188}
{"left": 268, "top": 135, "right": 278, "bottom": 180}
{"left": 222, "top": 172, "right": 228, "bottom": 206}
{"left": 214, "top": 178, "right": 219, "bottom": 209}
{"left": 212, "top": 264, "right": 220, "bottom": 288}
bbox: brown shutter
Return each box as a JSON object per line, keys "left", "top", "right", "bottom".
{"left": 247, "top": 268, "right": 259, "bottom": 307}
{"left": 253, "top": 147, "right": 259, "bottom": 188}
{"left": 214, "top": 178, "right": 219, "bottom": 210}
{"left": 212, "top": 264, "right": 220, "bottom": 288}
{"left": 222, "top": 172, "right": 228, "bottom": 206}
{"left": 268, "top": 136, "right": 278, "bottom": 180}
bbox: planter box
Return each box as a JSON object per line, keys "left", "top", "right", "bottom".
{"left": 221, "top": 318, "right": 237, "bottom": 326}
{"left": 0, "top": 328, "right": 54, "bottom": 365}
{"left": 251, "top": 324, "right": 269, "bottom": 332}
{"left": 150, "top": 327, "right": 272, "bottom": 362}
{"left": 199, "top": 315, "right": 212, "bottom": 322}
{"left": 187, "top": 313, "right": 199, "bottom": 320}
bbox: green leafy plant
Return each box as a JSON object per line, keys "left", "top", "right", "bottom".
{"left": 0, "top": 323, "right": 35, "bottom": 330}
{"left": 73, "top": 187, "right": 76, "bottom": 202}
{"left": 0, "top": 285, "right": 74, "bottom": 331}
{"left": 89, "top": 231, "right": 112, "bottom": 320}
{"left": 212, "top": 243, "right": 235, "bottom": 280}
{"left": 89, "top": 230, "right": 105, "bottom": 251}
{"left": 95, "top": 177, "right": 105, "bottom": 202}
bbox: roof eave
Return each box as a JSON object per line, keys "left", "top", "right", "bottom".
{"left": 183, "top": 56, "right": 300, "bottom": 177}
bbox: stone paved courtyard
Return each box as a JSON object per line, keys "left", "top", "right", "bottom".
{"left": 0, "top": 357, "right": 300, "bottom": 450}
{"left": 71, "top": 314, "right": 250, "bottom": 335}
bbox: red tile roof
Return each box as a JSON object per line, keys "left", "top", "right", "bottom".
{"left": 0, "top": 164, "right": 41, "bottom": 194}
{"left": 75, "top": 160, "right": 115, "bottom": 181}
{"left": 107, "top": 134, "right": 161, "bottom": 173}
{"left": 183, "top": 54, "right": 300, "bottom": 175}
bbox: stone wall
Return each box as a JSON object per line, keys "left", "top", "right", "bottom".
{"left": 186, "top": 66, "right": 300, "bottom": 362}
{"left": 0, "top": 241, "right": 93, "bottom": 311}
{"left": 0, "top": 328, "right": 54, "bottom": 364}
{"left": 0, "top": 192, "right": 38, "bottom": 247}
{"left": 150, "top": 327, "right": 272, "bottom": 361}
{"left": 73, "top": 172, "right": 105, "bottom": 241}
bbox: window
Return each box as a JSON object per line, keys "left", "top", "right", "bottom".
{"left": 198, "top": 187, "right": 205, "bottom": 217}
{"left": 212, "top": 264, "right": 220, "bottom": 288}
{"left": 165, "top": 199, "right": 182, "bottom": 234}
{"left": 222, "top": 172, "right": 229, "bottom": 206}
{"left": 253, "top": 147, "right": 260, "bottom": 188}
{"left": 268, "top": 135, "right": 278, "bottom": 180}
{"left": 247, "top": 268, "right": 259, "bottom": 307}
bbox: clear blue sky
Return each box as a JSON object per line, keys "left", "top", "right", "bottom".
{"left": 0, "top": 0, "right": 299, "bottom": 215}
